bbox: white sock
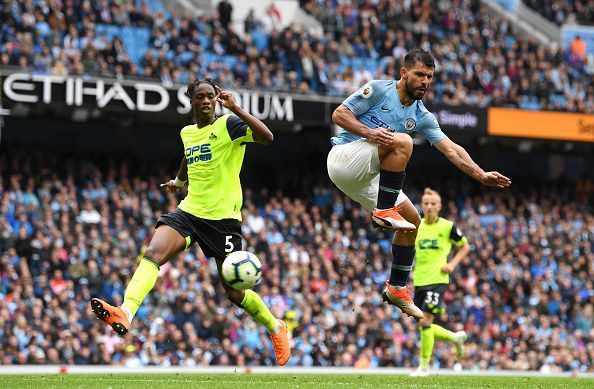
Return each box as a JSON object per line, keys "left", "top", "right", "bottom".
{"left": 121, "top": 305, "right": 134, "bottom": 324}
{"left": 270, "top": 319, "right": 282, "bottom": 334}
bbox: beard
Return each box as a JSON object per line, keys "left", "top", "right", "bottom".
{"left": 405, "top": 79, "right": 427, "bottom": 100}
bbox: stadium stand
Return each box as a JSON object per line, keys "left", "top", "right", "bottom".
{"left": 1, "top": 0, "right": 594, "bottom": 374}
{"left": 524, "top": 0, "right": 594, "bottom": 25}
{"left": 1, "top": 0, "right": 593, "bottom": 112}
{"left": 1, "top": 152, "right": 593, "bottom": 371}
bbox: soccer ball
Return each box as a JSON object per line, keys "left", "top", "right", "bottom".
{"left": 221, "top": 251, "right": 262, "bottom": 290}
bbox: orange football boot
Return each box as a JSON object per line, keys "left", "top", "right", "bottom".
{"left": 372, "top": 206, "right": 416, "bottom": 230}
{"left": 90, "top": 298, "right": 131, "bottom": 336}
{"left": 270, "top": 320, "right": 291, "bottom": 366}
{"left": 381, "top": 283, "right": 424, "bottom": 320}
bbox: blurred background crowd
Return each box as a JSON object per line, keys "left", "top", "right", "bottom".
{"left": 524, "top": 0, "right": 594, "bottom": 25}
{"left": 1, "top": 0, "right": 593, "bottom": 112}
{"left": 2, "top": 0, "right": 594, "bottom": 373}
{"left": 1, "top": 153, "right": 593, "bottom": 371}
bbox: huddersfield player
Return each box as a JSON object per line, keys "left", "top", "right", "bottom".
{"left": 90, "top": 79, "right": 290, "bottom": 366}
{"left": 411, "top": 188, "right": 468, "bottom": 377}
{"left": 327, "top": 49, "right": 510, "bottom": 319}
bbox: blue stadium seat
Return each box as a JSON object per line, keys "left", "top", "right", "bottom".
{"left": 221, "top": 55, "right": 238, "bottom": 67}
{"left": 351, "top": 57, "right": 365, "bottom": 69}
{"left": 379, "top": 57, "right": 392, "bottom": 68}
{"left": 199, "top": 35, "right": 210, "bottom": 51}
{"left": 201, "top": 51, "right": 218, "bottom": 65}
{"left": 107, "top": 25, "right": 119, "bottom": 39}
{"left": 251, "top": 31, "right": 268, "bottom": 52}
{"left": 133, "top": 28, "right": 151, "bottom": 43}
{"left": 179, "top": 51, "right": 195, "bottom": 64}
{"left": 121, "top": 27, "right": 135, "bottom": 42}
{"left": 364, "top": 58, "right": 378, "bottom": 71}
{"left": 178, "top": 71, "right": 190, "bottom": 83}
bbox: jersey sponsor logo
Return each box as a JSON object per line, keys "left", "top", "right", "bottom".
{"left": 185, "top": 143, "right": 212, "bottom": 164}
{"left": 360, "top": 85, "right": 374, "bottom": 98}
{"left": 405, "top": 118, "right": 416, "bottom": 131}
{"left": 370, "top": 116, "right": 392, "bottom": 130}
{"left": 419, "top": 239, "right": 439, "bottom": 250}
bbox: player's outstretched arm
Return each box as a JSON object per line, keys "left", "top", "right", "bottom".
{"left": 434, "top": 138, "right": 511, "bottom": 188}
{"left": 160, "top": 157, "right": 187, "bottom": 193}
{"left": 331, "top": 105, "right": 393, "bottom": 146}
{"left": 217, "top": 91, "right": 273, "bottom": 144}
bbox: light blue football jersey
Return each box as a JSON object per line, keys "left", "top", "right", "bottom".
{"left": 331, "top": 80, "right": 447, "bottom": 146}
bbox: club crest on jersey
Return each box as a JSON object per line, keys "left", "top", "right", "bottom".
{"left": 405, "top": 118, "right": 416, "bottom": 131}
{"left": 360, "top": 85, "right": 373, "bottom": 99}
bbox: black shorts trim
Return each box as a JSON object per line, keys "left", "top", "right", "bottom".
{"left": 156, "top": 208, "right": 242, "bottom": 260}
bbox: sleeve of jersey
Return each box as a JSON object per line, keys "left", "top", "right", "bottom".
{"left": 180, "top": 127, "right": 188, "bottom": 154}
{"left": 226, "top": 114, "right": 254, "bottom": 144}
{"left": 417, "top": 112, "right": 447, "bottom": 146}
{"left": 342, "top": 80, "right": 385, "bottom": 116}
{"left": 449, "top": 223, "right": 468, "bottom": 247}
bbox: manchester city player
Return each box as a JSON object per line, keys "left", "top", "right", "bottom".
{"left": 327, "top": 49, "right": 510, "bottom": 319}
{"left": 411, "top": 188, "right": 469, "bottom": 377}
{"left": 90, "top": 79, "right": 291, "bottom": 366}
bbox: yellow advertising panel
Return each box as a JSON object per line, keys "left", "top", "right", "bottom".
{"left": 488, "top": 108, "right": 594, "bottom": 142}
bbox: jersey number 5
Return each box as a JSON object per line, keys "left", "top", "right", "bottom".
{"left": 225, "top": 235, "right": 234, "bottom": 253}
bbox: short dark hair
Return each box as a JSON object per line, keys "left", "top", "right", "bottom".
{"left": 404, "top": 49, "right": 435, "bottom": 69}
{"left": 185, "top": 78, "right": 221, "bottom": 99}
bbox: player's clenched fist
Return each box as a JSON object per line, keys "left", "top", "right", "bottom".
{"left": 366, "top": 127, "right": 394, "bottom": 146}
{"left": 217, "top": 91, "right": 239, "bottom": 111}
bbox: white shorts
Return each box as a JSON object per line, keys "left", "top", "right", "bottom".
{"left": 327, "top": 140, "right": 408, "bottom": 211}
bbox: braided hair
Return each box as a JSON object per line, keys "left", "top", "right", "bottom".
{"left": 185, "top": 78, "right": 221, "bottom": 99}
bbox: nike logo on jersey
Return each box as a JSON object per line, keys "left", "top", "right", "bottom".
{"left": 381, "top": 105, "right": 390, "bottom": 111}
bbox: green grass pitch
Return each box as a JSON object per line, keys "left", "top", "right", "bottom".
{"left": 1, "top": 374, "right": 592, "bottom": 389}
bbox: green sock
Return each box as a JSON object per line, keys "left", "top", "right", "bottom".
{"left": 241, "top": 289, "right": 280, "bottom": 334}
{"left": 432, "top": 324, "right": 456, "bottom": 342}
{"left": 121, "top": 258, "right": 160, "bottom": 320}
{"left": 420, "top": 325, "right": 434, "bottom": 369}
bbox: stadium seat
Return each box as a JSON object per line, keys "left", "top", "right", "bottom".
{"left": 251, "top": 31, "right": 269, "bottom": 52}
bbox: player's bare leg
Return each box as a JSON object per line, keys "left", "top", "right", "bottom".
{"left": 381, "top": 199, "right": 424, "bottom": 319}
{"left": 372, "top": 133, "right": 416, "bottom": 230}
{"left": 91, "top": 225, "right": 185, "bottom": 336}
{"left": 216, "top": 260, "right": 291, "bottom": 366}
{"left": 374, "top": 134, "right": 422, "bottom": 319}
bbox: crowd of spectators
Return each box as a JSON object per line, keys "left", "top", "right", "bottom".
{"left": 1, "top": 151, "right": 593, "bottom": 371}
{"left": 524, "top": 0, "right": 594, "bottom": 26}
{"left": 1, "top": 0, "right": 593, "bottom": 113}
